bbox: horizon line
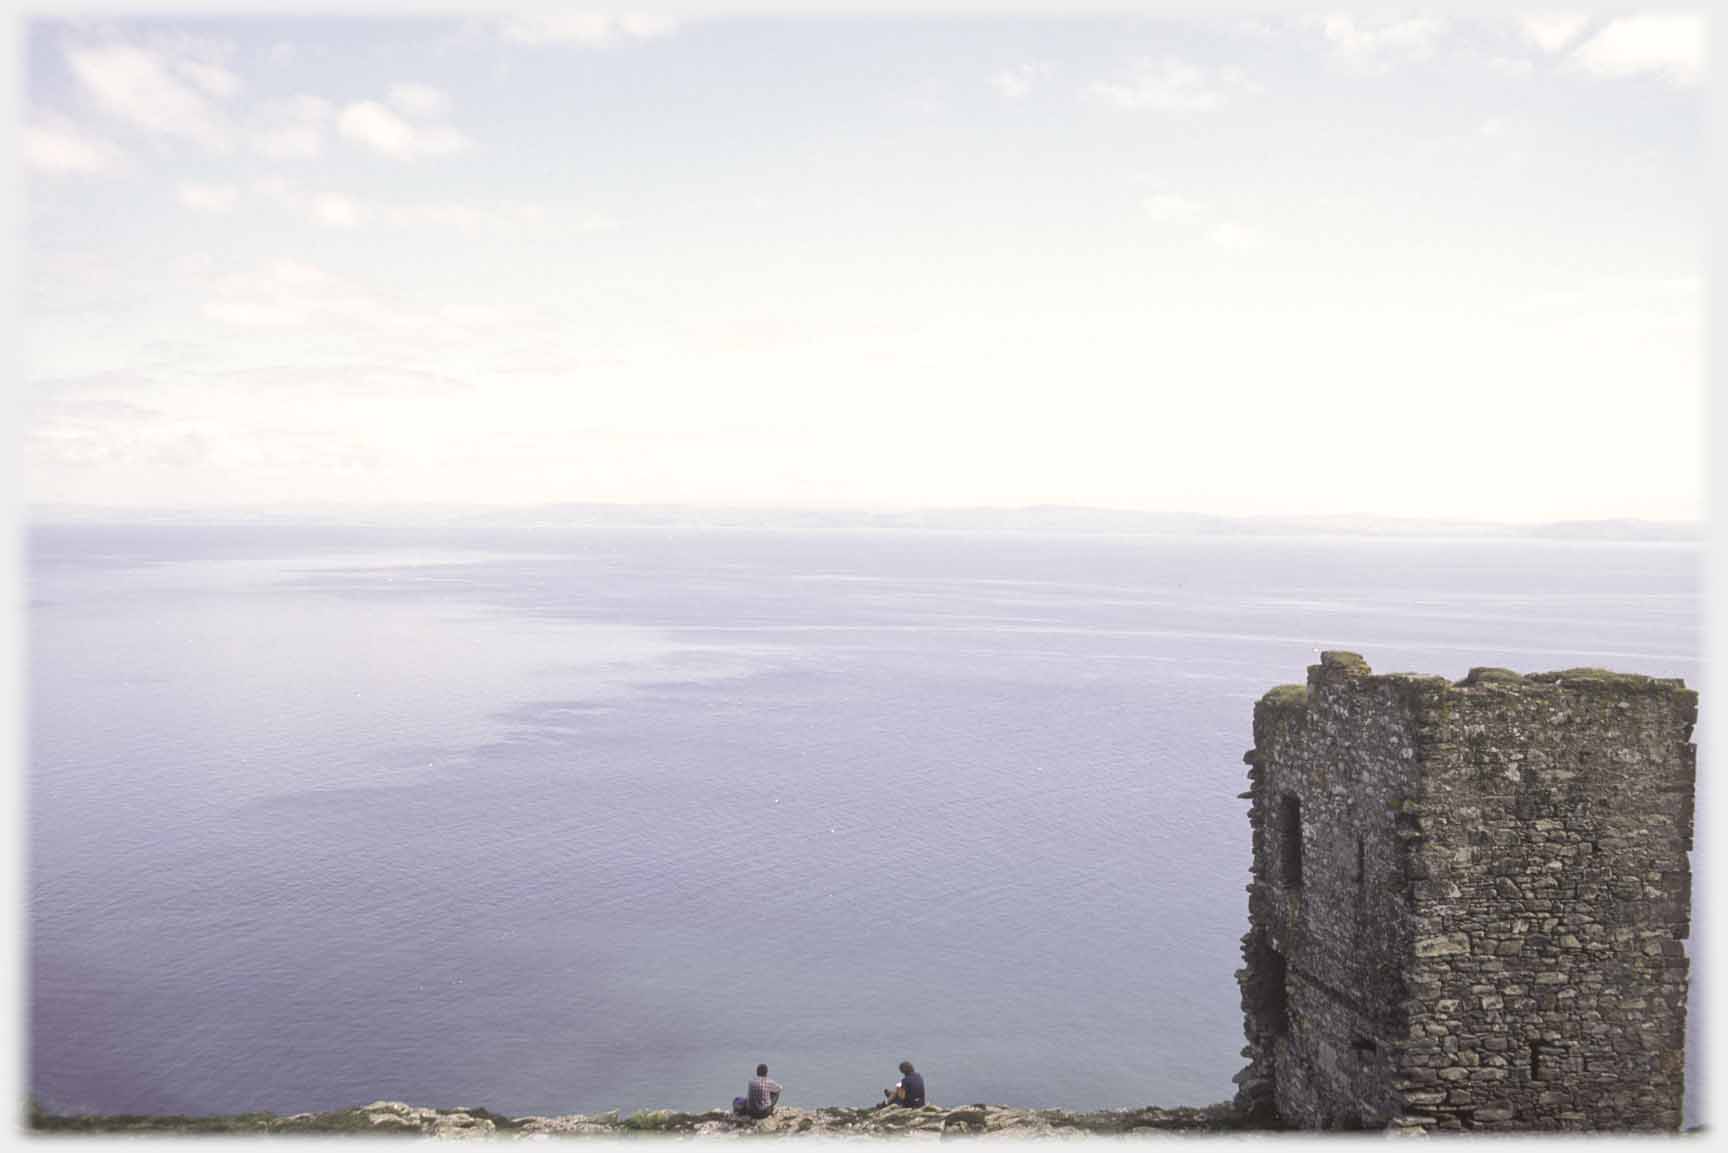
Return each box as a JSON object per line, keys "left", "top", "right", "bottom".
{"left": 21, "top": 500, "right": 1704, "bottom": 531}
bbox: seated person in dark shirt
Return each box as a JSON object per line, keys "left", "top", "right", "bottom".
{"left": 882, "top": 1060, "right": 926, "bottom": 1108}
{"left": 733, "top": 1063, "right": 781, "bottom": 1118}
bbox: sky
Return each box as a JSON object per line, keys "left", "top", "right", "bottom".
{"left": 21, "top": 10, "right": 1708, "bottom": 522}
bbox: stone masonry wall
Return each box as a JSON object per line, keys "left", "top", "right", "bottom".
{"left": 1398, "top": 666, "right": 1696, "bottom": 1131}
{"left": 1236, "top": 653, "right": 1426, "bottom": 1129}
{"left": 1237, "top": 654, "right": 1696, "bottom": 1133}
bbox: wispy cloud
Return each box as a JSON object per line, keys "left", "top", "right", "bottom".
{"left": 1571, "top": 14, "right": 1703, "bottom": 87}
{"left": 388, "top": 82, "right": 450, "bottom": 118}
{"left": 379, "top": 200, "right": 548, "bottom": 231}
{"left": 1088, "top": 58, "right": 1250, "bottom": 112}
{"left": 251, "top": 95, "right": 332, "bottom": 161}
{"left": 1315, "top": 13, "right": 1446, "bottom": 71}
{"left": 991, "top": 61, "right": 1054, "bottom": 99}
{"left": 201, "top": 261, "right": 383, "bottom": 328}
{"left": 26, "top": 111, "right": 126, "bottom": 174}
{"left": 1142, "top": 191, "right": 1264, "bottom": 252}
{"left": 1486, "top": 56, "right": 1536, "bottom": 77}
{"left": 499, "top": 12, "right": 681, "bottom": 46}
{"left": 65, "top": 38, "right": 236, "bottom": 148}
{"left": 1518, "top": 12, "right": 1593, "bottom": 55}
{"left": 1228, "top": 17, "right": 1280, "bottom": 38}
{"left": 253, "top": 175, "right": 560, "bottom": 238}
{"left": 315, "top": 194, "right": 361, "bottom": 228}
{"left": 177, "top": 182, "right": 239, "bottom": 213}
{"left": 337, "top": 94, "right": 469, "bottom": 159}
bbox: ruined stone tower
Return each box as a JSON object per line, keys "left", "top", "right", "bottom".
{"left": 1234, "top": 652, "right": 1695, "bottom": 1132}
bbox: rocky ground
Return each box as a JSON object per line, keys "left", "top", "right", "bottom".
{"left": 28, "top": 1098, "right": 1256, "bottom": 1138}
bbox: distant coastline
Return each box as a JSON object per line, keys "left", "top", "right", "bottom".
{"left": 23, "top": 503, "right": 1703, "bottom": 543}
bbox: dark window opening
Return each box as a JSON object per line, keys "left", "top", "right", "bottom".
{"left": 1271, "top": 949, "right": 1289, "bottom": 1037}
{"left": 1280, "top": 794, "right": 1303, "bottom": 887}
{"left": 1529, "top": 1042, "right": 1543, "bottom": 1082}
{"left": 1351, "top": 1036, "right": 1377, "bottom": 1059}
{"left": 1247, "top": 934, "right": 1290, "bottom": 1039}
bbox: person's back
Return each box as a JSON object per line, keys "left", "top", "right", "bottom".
{"left": 883, "top": 1060, "right": 926, "bottom": 1108}
{"left": 735, "top": 1063, "right": 781, "bottom": 1119}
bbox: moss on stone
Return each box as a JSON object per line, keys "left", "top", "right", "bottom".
{"left": 1261, "top": 684, "right": 1308, "bottom": 709}
{"left": 1527, "top": 668, "right": 1670, "bottom": 690}
{"left": 27, "top": 1108, "right": 417, "bottom": 1135}
{"left": 1319, "top": 651, "right": 1371, "bottom": 675}
{"left": 1459, "top": 667, "right": 1524, "bottom": 686}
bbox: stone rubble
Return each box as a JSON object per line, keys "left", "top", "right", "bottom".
{"left": 343, "top": 1100, "right": 1246, "bottom": 1139}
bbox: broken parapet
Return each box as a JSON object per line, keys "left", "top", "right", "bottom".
{"left": 1235, "top": 652, "right": 1695, "bottom": 1132}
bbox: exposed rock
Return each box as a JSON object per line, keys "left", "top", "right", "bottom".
{"left": 30, "top": 1100, "right": 1254, "bottom": 1137}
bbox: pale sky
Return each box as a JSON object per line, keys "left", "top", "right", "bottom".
{"left": 23, "top": 11, "right": 1707, "bottom": 521}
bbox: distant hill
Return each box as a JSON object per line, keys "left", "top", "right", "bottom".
{"left": 24, "top": 502, "right": 1702, "bottom": 542}
{"left": 1518, "top": 518, "right": 1700, "bottom": 542}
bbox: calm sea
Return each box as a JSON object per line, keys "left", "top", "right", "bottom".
{"left": 27, "top": 524, "right": 1704, "bottom": 1121}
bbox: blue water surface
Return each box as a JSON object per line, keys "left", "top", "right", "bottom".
{"left": 27, "top": 524, "right": 1704, "bottom": 1121}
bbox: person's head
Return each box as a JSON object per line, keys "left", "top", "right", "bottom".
{"left": 899, "top": 1061, "right": 914, "bottom": 1075}
{"left": 756, "top": 1064, "right": 769, "bottom": 1077}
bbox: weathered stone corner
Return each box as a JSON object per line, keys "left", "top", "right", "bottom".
{"left": 1306, "top": 649, "right": 1372, "bottom": 690}
{"left": 1236, "top": 654, "right": 1695, "bottom": 1133}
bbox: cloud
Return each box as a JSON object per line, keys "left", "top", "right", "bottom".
{"left": 252, "top": 94, "right": 332, "bottom": 160}
{"left": 337, "top": 98, "right": 470, "bottom": 158}
{"left": 256, "top": 127, "right": 321, "bottom": 159}
{"left": 499, "top": 12, "right": 681, "bottom": 45}
{"left": 1518, "top": 12, "right": 1592, "bottom": 54}
{"left": 1141, "top": 190, "right": 1265, "bottom": 251}
{"left": 1089, "top": 58, "right": 1250, "bottom": 112}
{"left": 175, "top": 56, "right": 240, "bottom": 99}
{"left": 991, "top": 62, "right": 1054, "bottom": 99}
{"left": 1571, "top": 14, "right": 1703, "bottom": 87}
{"left": 388, "top": 83, "right": 450, "bottom": 117}
{"left": 178, "top": 182, "right": 239, "bottom": 213}
{"left": 1141, "top": 193, "right": 1200, "bottom": 223}
{"left": 256, "top": 179, "right": 554, "bottom": 237}
{"left": 270, "top": 259, "right": 326, "bottom": 287}
{"left": 1315, "top": 13, "right": 1446, "bottom": 70}
{"left": 64, "top": 39, "right": 234, "bottom": 147}
{"left": 1486, "top": 56, "right": 1536, "bottom": 77}
{"left": 315, "top": 194, "right": 361, "bottom": 228}
{"left": 200, "top": 261, "right": 384, "bottom": 328}
{"left": 203, "top": 299, "right": 306, "bottom": 327}
{"left": 375, "top": 200, "right": 550, "bottom": 232}
{"left": 1229, "top": 17, "right": 1280, "bottom": 38}
{"left": 26, "top": 111, "right": 125, "bottom": 174}
{"left": 254, "top": 125, "right": 322, "bottom": 160}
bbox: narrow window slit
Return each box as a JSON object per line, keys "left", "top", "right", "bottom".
{"left": 1280, "top": 794, "right": 1303, "bottom": 887}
